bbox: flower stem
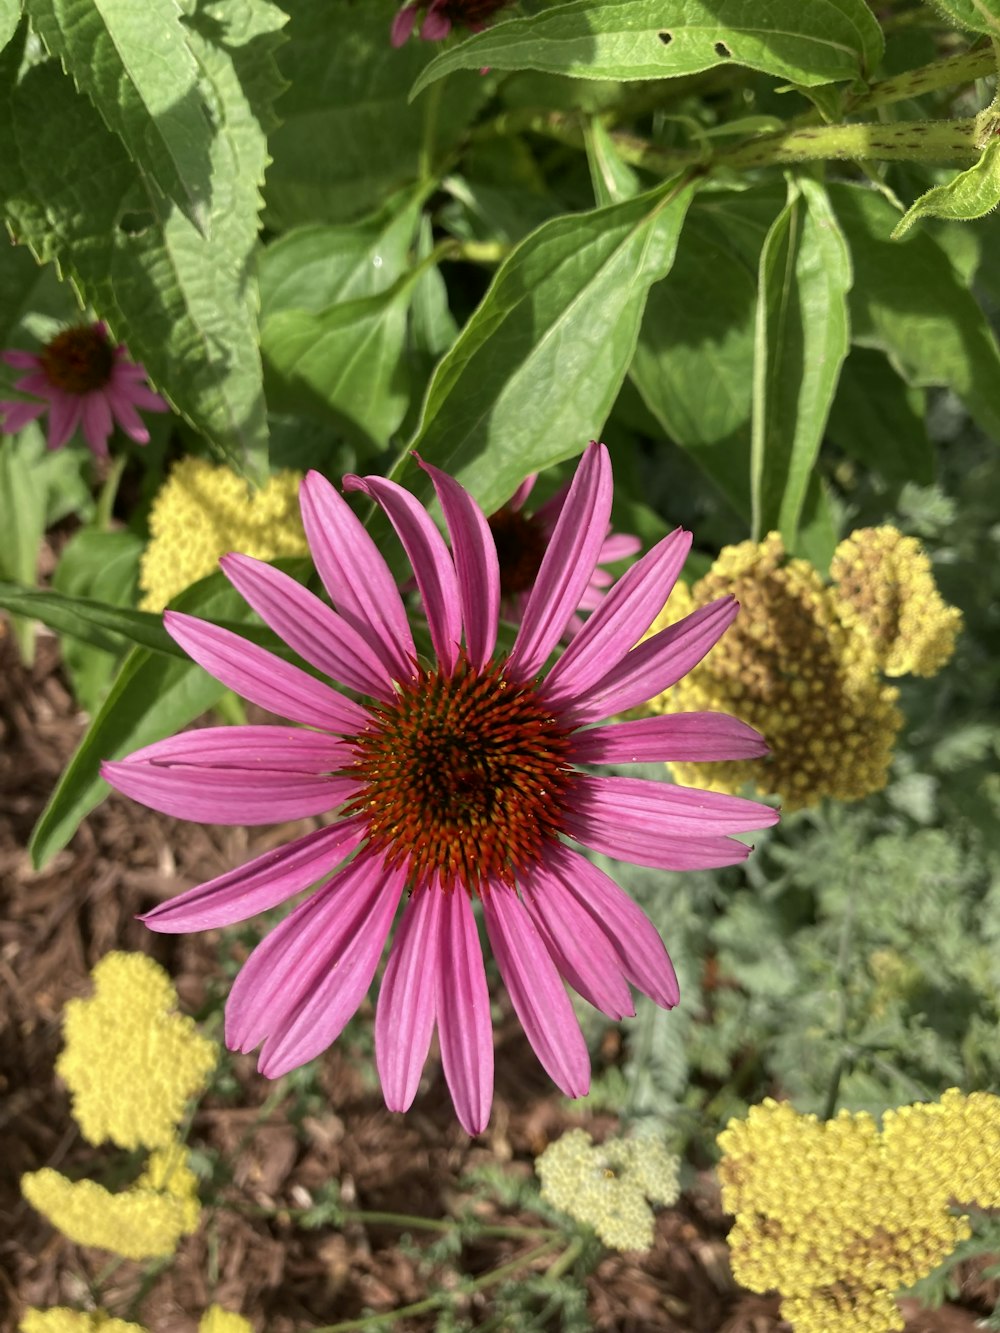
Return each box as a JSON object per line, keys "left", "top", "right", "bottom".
{"left": 94, "top": 452, "right": 127, "bottom": 531}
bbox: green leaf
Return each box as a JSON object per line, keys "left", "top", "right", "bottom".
{"left": 1, "top": 0, "right": 284, "bottom": 477}
{"left": 826, "top": 347, "right": 934, "bottom": 486}
{"left": 831, "top": 181, "right": 1000, "bottom": 443}
{"left": 0, "top": 580, "right": 181, "bottom": 655}
{"left": 412, "top": 0, "right": 885, "bottom": 95}
{"left": 0, "top": 230, "right": 79, "bottom": 349}
{"left": 585, "top": 115, "right": 641, "bottom": 205}
{"left": 928, "top": 0, "right": 1000, "bottom": 34}
{"left": 893, "top": 139, "right": 1000, "bottom": 238}
{"left": 0, "top": 426, "right": 47, "bottom": 660}
{"left": 262, "top": 277, "right": 414, "bottom": 449}
{"left": 265, "top": 0, "right": 488, "bottom": 228}
{"left": 404, "top": 175, "right": 696, "bottom": 513}
{"left": 27, "top": 575, "right": 245, "bottom": 869}
{"left": 0, "top": 0, "right": 19, "bottom": 50}
{"left": 751, "top": 177, "right": 852, "bottom": 545}
{"left": 23, "top": 0, "right": 214, "bottom": 233}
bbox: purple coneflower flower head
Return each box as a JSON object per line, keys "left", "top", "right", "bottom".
{"left": 0, "top": 321, "right": 167, "bottom": 457}
{"left": 490, "top": 471, "right": 642, "bottom": 636}
{"left": 391, "top": 0, "right": 514, "bottom": 45}
{"left": 102, "top": 443, "right": 778, "bottom": 1135}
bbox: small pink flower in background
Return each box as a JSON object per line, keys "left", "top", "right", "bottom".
{"left": 0, "top": 321, "right": 167, "bottom": 457}
{"left": 392, "top": 0, "right": 514, "bottom": 45}
{"left": 490, "top": 470, "right": 643, "bottom": 635}
{"left": 102, "top": 443, "right": 777, "bottom": 1135}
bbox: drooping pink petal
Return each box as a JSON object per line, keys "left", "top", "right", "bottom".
{"left": 47, "top": 393, "right": 82, "bottom": 450}
{"left": 390, "top": 2, "right": 418, "bottom": 44}
{"left": 220, "top": 554, "right": 395, "bottom": 701}
{"left": 543, "top": 527, "right": 692, "bottom": 702}
{"left": 164, "top": 610, "right": 367, "bottom": 733}
{"left": 118, "top": 381, "right": 168, "bottom": 412}
{"left": 102, "top": 757, "right": 357, "bottom": 824}
{"left": 376, "top": 886, "right": 442, "bottom": 1112}
{"left": 563, "top": 807, "right": 752, "bottom": 871}
{"left": 420, "top": 4, "right": 451, "bottom": 39}
{"left": 508, "top": 443, "right": 613, "bottom": 679}
{"left": 418, "top": 455, "right": 500, "bottom": 672}
{"left": 522, "top": 863, "right": 634, "bottom": 1019}
{"left": 14, "top": 371, "right": 56, "bottom": 394}
{"left": 81, "top": 392, "right": 113, "bottom": 453}
{"left": 507, "top": 475, "right": 537, "bottom": 512}
{"left": 575, "top": 773, "right": 780, "bottom": 836}
{"left": 345, "top": 473, "right": 462, "bottom": 673}
{"left": 226, "top": 853, "right": 406, "bottom": 1076}
{"left": 299, "top": 471, "right": 416, "bottom": 682}
{"left": 571, "top": 712, "right": 769, "bottom": 764}
{"left": 119, "top": 724, "right": 349, "bottom": 771}
{"left": 482, "top": 885, "right": 590, "bottom": 1098}
{"left": 543, "top": 843, "right": 679, "bottom": 1008}
{"left": 141, "top": 817, "right": 367, "bottom": 932}
{"left": 2, "top": 349, "right": 41, "bottom": 369}
{"left": 437, "top": 887, "right": 493, "bottom": 1135}
{"left": 105, "top": 389, "right": 151, "bottom": 443}
{"left": 567, "top": 596, "right": 739, "bottom": 723}
{"left": 599, "top": 533, "right": 643, "bottom": 562}
{"left": 0, "top": 399, "right": 46, "bottom": 432}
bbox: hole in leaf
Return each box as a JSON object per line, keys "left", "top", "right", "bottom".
{"left": 119, "top": 211, "right": 155, "bottom": 236}
{"left": 714, "top": 40, "right": 731, "bottom": 57}
{"left": 658, "top": 30, "right": 672, "bottom": 44}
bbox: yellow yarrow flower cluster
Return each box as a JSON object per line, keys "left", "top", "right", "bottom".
{"left": 20, "top": 1313, "right": 146, "bottom": 1333}
{"left": 717, "top": 1089, "right": 1000, "bottom": 1333}
{"left": 22, "top": 1141, "right": 200, "bottom": 1260}
{"left": 139, "top": 456, "right": 307, "bottom": 610}
{"left": 646, "top": 528, "right": 958, "bottom": 811}
{"left": 198, "top": 1308, "right": 254, "bottom": 1333}
{"left": 829, "top": 526, "right": 962, "bottom": 677}
{"left": 536, "top": 1128, "right": 680, "bottom": 1251}
{"left": 58, "top": 951, "right": 216, "bottom": 1150}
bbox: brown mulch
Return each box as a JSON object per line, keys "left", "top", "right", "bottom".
{"left": 1, "top": 621, "right": 996, "bottom": 1333}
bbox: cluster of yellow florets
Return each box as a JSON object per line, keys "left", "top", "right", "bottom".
{"left": 139, "top": 457, "right": 308, "bottom": 610}
{"left": 829, "top": 526, "right": 962, "bottom": 677}
{"left": 536, "top": 1128, "right": 680, "bottom": 1251}
{"left": 646, "top": 528, "right": 959, "bottom": 810}
{"left": 21, "top": 1308, "right": 251, "bottom": 1333}
{"left": 57, "top": 951, "right": 217, "bottom": 1150}
{"left": 717, "top": 1089, "right": 1000, "bottom": 1333}
{"left": 22, "top": 952, "right": 216, "bottom": 1264}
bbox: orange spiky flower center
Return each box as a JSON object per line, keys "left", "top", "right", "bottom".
{"left": 489, "top": 505, "right": 549, "bottom": 598}
{"left": 341, "top": 656, "right": 576, "bottom": 896}
{"left": 40, "top": 325, "right": 115, "bottom": 395}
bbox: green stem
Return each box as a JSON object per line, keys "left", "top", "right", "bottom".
{"left": 230, "top": 1197, "right": 552, "bottom": 1240}
{"left": 848, "top": 44, "right": 996, "bottom": 115}
{"left": 94, "top": 453, "right": 127, "bottom": 531}
{"left": 305, "top": 1237, "right": 564, "bottom": 1333}
{"left": 419, "top": 78, "right": 445, "bottom": 182}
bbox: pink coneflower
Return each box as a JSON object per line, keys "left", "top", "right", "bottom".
{"left": 0, "top": 321, "right": 167, "bottom": 457}
{"left": 392, "top": 0, "right": 514, "bottom": 45}
{"left": 102, "top": 444, "right": 778, "bottom": 1134}
{"left": 490, "top": 471, "right": 642, "bottom": 635}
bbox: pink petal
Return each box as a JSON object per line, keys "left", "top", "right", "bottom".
{"left": 507, "top": 474, "right": 537, "bottom": 512}
{"left": 599, "top": 533, "right": 642, "bottom": 562}
{"left": 567, "top": 596, "right": 739, "bottom": 723}
{"left": 482, "top": 885, "right": 590, "bottom": 1098}
{"left": 376, "top": 886, "right": 442, "bottom": 1111}
{"left": 543, "top": 527, "right": 692, "bottom": 703}
{"left": 47, "top": 392, "right": 82, "bottom": 450}
{"left": 226, "top": 853, "right": 406, "bottom": 1076}
{"left": 105, "top": 389, "right": 150, "bottom": 443}
{"left": 418, "top": 455, "right": 500, "bottom": 673}
{"left": 299, "top": 471, "right": 416, "bottom": 682}
{"left": 563, "top": 807, "right": 752, "bottom": 871}
{"left": 102, "top": 757, "right": 357, "bottom": 824}
{"left": 345, "top": 473, "right": 462, "bottom": 673}
{"left": 141, "top": 817, "right": 367, "bottom": 932}
{"left": 120, "top": 724, "right": 349, "bottom": 770}
{"left": 221, "top": 554, "right": 395, "bottom": 701}
{"left": 543, "top": 843, "right": 679, "bottom": 1007}
{"left": 391, "top": 2, "right": 418, "bottom": 44}
{"left": 508, "top": 443, "right": 613, "bottom": 680}
{"left": 2, "top": 349, "right": 41, "bottom": 369}
{"left": 420, "top": 7, "right": 451, "bottom": 39}
{"left": 437, "top": 887, "right": 493, "bottom": 1135}
{"left": 522, "top": 864, "right": 634, "bottom": 1019}
{"left": 13, "top": 372, "right": 52, "bottom": 394}
{"left": 574, "top": 773, "right": 779, "bottom": 836}
{"left": 571, "top": 712, "right": 769, "bottom": 764}
{"left": 81, "top": 392, "right": 113, "bottom": 454}
{"left": 164, "top": 610, "right": 367, "bottom": 733}
{"left": 0, "top": 399, "right": 46, "bottom": 432}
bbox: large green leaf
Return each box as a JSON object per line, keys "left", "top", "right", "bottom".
{"left": 0, "top": 580, "right": 181, "bottom": 656}
{"left": 0, "top": 230, "right": 79, "bottom": 349}
{"left": 831, "top": 181, "right": 1000, "bottom": 443}
{"left": 826, "top": 347, "right": 934, "bottom": 486}
{"left": 403, "top": 174, "right": 696, "bottom": 512}
{"left": 265, "top": 0, "right": 488, "bottom": 228}
{"left": 1, "top": 0, "right": 284, "bottom": 476}
{"left": 412, "top": 0, "right": 884, "bottom": 95}
{"left": 0, "top": 0, "right": 19, "bottom": 50}
{"left": 929, "top": 0, "right": 1000, "bottom": 34}
{"left": 751, "top": 178, "right": 852, "bottom": 545}
{"left": 23, "top": 0, "right": 213, "bottom": 232}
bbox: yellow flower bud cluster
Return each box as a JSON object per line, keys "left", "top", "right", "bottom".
{"left": 57, "top": 951, "right": 217, "bottom": 1150}
{"left": 21, "top": 1308, "right": 252, "bottom": 1333}
{"left": 829, "top": 526, "right": 962, "bottom": 677}
{"left": 22, "top": 952, "right": 216, "bottom": 1263}
{"left": 139, "top": 457, "right": 308, "bottom": 611}
{"left": 717, "top": 1089, "right": 1000, "bottom": 1333}
{"left": 646, "top": 527, "right": 958, "bottom": 811}
{"left": 536, "top": 1128, "right": 680, "bottom": 1251}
